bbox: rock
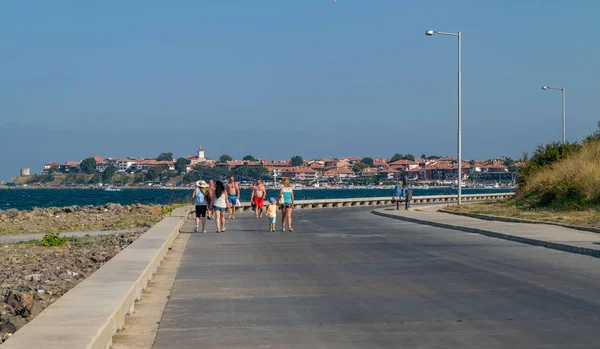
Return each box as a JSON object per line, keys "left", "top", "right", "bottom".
{"left": 4, "top": 209, "right": 19, "bottom": 219}
{"left": 90, "top": 252, "right": 107, "bottom": 263}
{"left": 29, "top": 302, "right": 45, "bottom": 318}
{"left": 62, "top": 206, "right": 78, "bottom": 213}
{"left": 33, "top": 291, "right": 47, "bottom": 301}
{"left": 5, "top": 291, "right": 34, "bottom": 317}
{"left": 23, "top": 274, "right": 41, "bottom": 282}
{"left": 57, "top": 272, "right": 71, "bottom": 280}
{"left": 31, "top": 207, "right": 44, "bottom": 215}
{"left": 0, "top": 315, "right": 27, "bottom": 334}
{"left": 1, "top": 303, "right": 15, "bottom": 316}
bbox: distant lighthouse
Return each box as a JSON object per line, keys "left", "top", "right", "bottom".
{"left": 198, "top": 146, "right": 206, "bottom": 162}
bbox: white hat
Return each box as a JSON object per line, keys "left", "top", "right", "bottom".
{"left": 195, "top": 180, "right": 209, "bottom": 188}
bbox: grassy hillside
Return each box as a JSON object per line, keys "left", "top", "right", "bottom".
{"left": 517, "top": 139, "right": 600, "bottom": 210}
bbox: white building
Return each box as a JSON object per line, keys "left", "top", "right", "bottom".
{"left": 187, "top": 146, "right": 207, "bottom": 165}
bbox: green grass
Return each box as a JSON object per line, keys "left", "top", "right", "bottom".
{"left": 445, "top": 200, "right": 600, "bottom": 228}
{"left": 41, "top": 231, "right": 68, "bottom": 247}
{"left": 161, "top": 204, "right": 186, "bottom": 215}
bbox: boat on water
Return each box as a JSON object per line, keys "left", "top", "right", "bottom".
{"left": 104, "top": 187, "right": 122, "bottom": 192}
{"left": 483, "top": 183, "right": 502, "bottom": 189}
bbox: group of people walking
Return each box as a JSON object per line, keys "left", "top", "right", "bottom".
{"left": 192, "top": 176, "right": 295, "bottom": 233}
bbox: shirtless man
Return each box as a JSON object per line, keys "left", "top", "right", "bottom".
{"left": 226, "top": 176, "right": 240, "bottom": 219}
{"left": 208, "top": 179, "right": 215, "bottom": 219}
{"left": 250, "top": 179, "right": 267, "bottom": 219}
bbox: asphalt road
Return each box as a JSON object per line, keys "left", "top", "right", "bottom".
{"left": 153, "top": 208, "right": 600, "bottom": 349}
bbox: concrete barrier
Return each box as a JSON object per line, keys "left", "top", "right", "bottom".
{"left": 231, "top": 193, "right": 514, "bottom": 212}
{"left": 2, "top": 207, "right": 189, "bottom": 349}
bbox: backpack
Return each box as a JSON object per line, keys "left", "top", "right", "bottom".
{"left": 195, "top": 188, "right": 206, "bottom": 205}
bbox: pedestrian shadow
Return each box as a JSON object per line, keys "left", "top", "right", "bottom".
{"left": 179, "top": 229, "right": 222, "bottom": 234}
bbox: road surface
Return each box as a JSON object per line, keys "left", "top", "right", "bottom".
{"left": 154, "top": 208, "right": 600, "bottom": 348}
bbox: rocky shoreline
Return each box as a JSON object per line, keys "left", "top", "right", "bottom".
{"left": 0, "top": 232, "right": 143, "bottom": 343}
{"left": 0, "top": 203, "right": 179, "bottom": 343}
{"left": 0, "top": 203, "right": 172, "bottom": 235}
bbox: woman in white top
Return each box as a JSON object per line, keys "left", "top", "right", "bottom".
{"left": 212, "top": 181, "right": 229, "bottom": 233}
{"left": 277, "top": 178, "right": 295, "bottom": 231}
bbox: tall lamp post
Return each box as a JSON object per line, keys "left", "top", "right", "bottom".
{"left": 541, "top": 86, "right": 566, "bottom": 144}
{"left": 425, "top": 29, "right": 462, "bottom": 205}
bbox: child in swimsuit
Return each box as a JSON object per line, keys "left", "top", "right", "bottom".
{"left": 266, "top": 197, "right": 277, "bottom": 232}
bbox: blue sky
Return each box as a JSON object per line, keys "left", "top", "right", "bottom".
{"left": 1, "top": 0, "right": 598, "bottom": 180}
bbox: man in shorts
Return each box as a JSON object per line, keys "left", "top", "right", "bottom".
{"left": 226, "top": 176, "right": 240, "bottom": 219}
{"left": 250, "top": 179, "right": 267, "bottom": 219}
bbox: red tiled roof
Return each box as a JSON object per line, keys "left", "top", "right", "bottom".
{"left": 226, "top": 161, "right": 244, "bottom": 166}
{"left": 389, "top": 160, "right": 413, "bottom": 166}
{"left": 422, "top": 163, "right": 470, "bottom": 170}
{"left": 324, "top": 168, "right": 354, "bottom": 176}
{"left": 481, "top": 164, "right": 507, "bottom": 169}
{"left": 282, "top": 167, "right": 317, "bottom": 174}
{"left": 135, "top": 160, "right": 156, "bottom": 165}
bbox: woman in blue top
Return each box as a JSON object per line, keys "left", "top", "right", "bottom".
{"left": 192, "top": 180, "right": 210, "bottom": 233}
{"left": 277, "top": 177, "right": 295, "bottom": 232}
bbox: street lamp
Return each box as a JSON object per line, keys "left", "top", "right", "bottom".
{"left": 541, "top": 85, "right": 566, "bottom": 143}
{"left": 425, "top": 29, "right": 463, "bottom": 205}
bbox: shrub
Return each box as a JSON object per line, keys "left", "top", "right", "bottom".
{"left": 518, "top": 141, "right": 582, "bottom": 188}
{"left": 517, "top": 139, "right": 600, "bottom": 210}
{"left": 41, "top": 231, "right": 68, "bottom": 247}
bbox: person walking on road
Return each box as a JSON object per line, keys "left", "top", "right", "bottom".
{"left": 213, "top": 181, "right": 229, "bottom": 233}
{"left": 192, "top": 180, "right": 210, "bottom": 233}
{"left": 394, "top": 181, "right": 407, "bottom": 210}
{"left": 226, "top": 176, "right": 240, "bottom": 219}
{"left": 207, "top": 179, "right": 215, "bottom": 220}
{"left": 277, "top": 178, "right": 295, "bottom": 232}
{"left": 251, "top": 179, "right": 267, "bottom": 219}
{"left": 266, "top": 197, "right": 278, "bottom": 232}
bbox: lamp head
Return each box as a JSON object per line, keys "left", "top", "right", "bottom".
{"left": 541, "top": 86, "right": 549, "bottom": 90}
{"left": 425, "top": 30, "right": 435, "bottom": 36}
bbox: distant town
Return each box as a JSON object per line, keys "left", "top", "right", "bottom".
{"left": 6, "top": 146, "right": 524, "bottom": 188}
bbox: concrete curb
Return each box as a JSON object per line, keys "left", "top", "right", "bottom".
{"left": 439, "top": 208, "right": 600, "bottom": 234}
{"left": 2, "top": 213, "right": 186, "bottom": 349}
{"left": 372, "top": 210, "right": 600, "bottom": 259}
